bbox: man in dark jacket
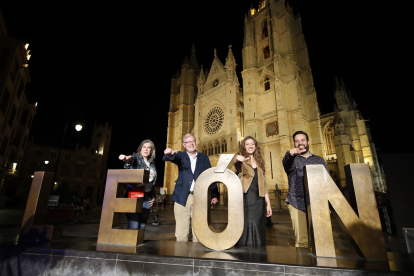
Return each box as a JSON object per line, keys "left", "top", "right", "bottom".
{"left": 283, "top": 131, "right": 328, "bottom": 248}
{"left": 163, "top": 134, "right": 219, "bottom": 242}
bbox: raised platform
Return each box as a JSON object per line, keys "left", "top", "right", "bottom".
{"left": 0, "top": 208, "right": 413, "bottom": 275}
{"left": 0, "top": 238, "right": 413, "bottom": 275}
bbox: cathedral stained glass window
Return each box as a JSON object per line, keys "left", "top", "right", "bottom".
{"left": 204, "top": 106, "right": 224, "bottom": 135}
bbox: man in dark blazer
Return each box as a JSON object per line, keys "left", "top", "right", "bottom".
{"left": 163, "top": 133, "right": 219, "bottom": 242}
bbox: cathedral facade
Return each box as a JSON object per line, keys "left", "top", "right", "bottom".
{"left": 164, "top": 0, "right": 386, "bottom": 207}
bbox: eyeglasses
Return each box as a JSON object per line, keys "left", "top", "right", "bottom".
{"left": 184, "top": 140, "right": 196, "bottom": 144}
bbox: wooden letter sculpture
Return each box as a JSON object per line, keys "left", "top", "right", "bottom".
{"left": 97, "top": 169, "right": 148, "bottom": 246}
{"left": 19, "top": 172, "right": 63, "bottom": 245}
{"left": 304, "top": 163, "right": 387, "bottom": 260}
{"left": 193, "top": 154, "right": 244, "bottom": 251}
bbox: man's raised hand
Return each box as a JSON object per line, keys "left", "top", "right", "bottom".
{"left": 289, "top": 148, "right": 307, "bottom": 156}
{"left": 164, "top": 148, "right": 178, "bottom": 157}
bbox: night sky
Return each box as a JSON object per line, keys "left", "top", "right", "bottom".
{"left": 1, "top": 0, "right": 411, "bottom": 183}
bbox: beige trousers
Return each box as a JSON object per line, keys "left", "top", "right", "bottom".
{"left": 288, "top": 204, "right": 309, "bottom": 248}
{"left": 174, "top": 194, "right": 198, "bottom": 242}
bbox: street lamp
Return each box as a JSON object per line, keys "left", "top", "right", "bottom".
{"left": 52, "top": 110, "right": 83, "bottom": 189}
{"left": 75, "top": 124, "right": 82, "bottom": 131}
{"left": 44, "top": 160, "right": 49, "bottom": 164}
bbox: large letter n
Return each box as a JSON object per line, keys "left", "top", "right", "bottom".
{"left": 304, "top": 163, "right": 387, "bottom": 260}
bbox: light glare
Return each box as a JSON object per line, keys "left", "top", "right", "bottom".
{"left": 75, "top": 124, "right": 82, "bottom": 131}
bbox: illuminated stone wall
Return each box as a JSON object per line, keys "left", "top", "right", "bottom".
{"left": 164, "top": 0, "right": 386, "bottom": 207}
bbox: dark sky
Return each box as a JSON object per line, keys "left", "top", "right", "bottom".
{"left": 1, "top": 0, "right": 411, "bottom": 182}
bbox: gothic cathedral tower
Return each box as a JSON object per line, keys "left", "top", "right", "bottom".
{"left": 164, "top": 0, "right": 386, "bottom": 205}
{"left": 241, "top": 0, "right": 324, "bottom": 199}
{"left": 164, "top": 44, "right": 243, "bottom": 204}
{"left": 164, "top": 45, "right": 200, "bottom": 195}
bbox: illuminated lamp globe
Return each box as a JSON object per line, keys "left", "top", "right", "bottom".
{"left": 45, "top": 160, "right": 49, "bottom": 164}
{"left": 75, "top": 124, "right": 82, "bottom": 131}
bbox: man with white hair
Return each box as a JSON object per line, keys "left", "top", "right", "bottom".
{"left": 163, "top": 133, "right": 219, "bottom": 242}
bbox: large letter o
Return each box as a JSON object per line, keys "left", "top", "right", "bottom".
{"left": 193, "top": 155, "right": 244, "bottom": 251}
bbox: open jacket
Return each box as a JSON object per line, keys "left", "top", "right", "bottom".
{"left": 124, "top": 154, "right": 156, "bottom": 198}
{"left": 234, "top": 158, "right": 268, "bottom": 197}
{"left": 162, "top": 151, "right": 219, "bottom": 206}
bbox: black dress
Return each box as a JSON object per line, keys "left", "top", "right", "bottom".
{"left": 237, "top": 168, "right": 266, "bottom": 246}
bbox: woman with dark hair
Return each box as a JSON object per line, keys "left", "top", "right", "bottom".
{"left": 234, "top": 136, "right": 272, "bottom": 246}
{"left": 119, "top": 139, "right": 157, "bottom": 230}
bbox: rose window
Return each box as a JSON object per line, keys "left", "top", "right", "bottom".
{"left": 204, "top": 107, "right": 224, "bottom": 135}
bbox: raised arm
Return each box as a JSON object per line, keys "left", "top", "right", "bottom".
{"left": 282, "top": 151, "right": 295, "bottom": 174}
{"left": 119, "top": 154, "right": 137, "bottom": 169}
{"left": 119, "top": 154, "right": 132, "bottom": 161}
{"left": 162, "top": 148, "right": 181, "bottom": 164}
{"left": 233, "top": 155, "right": 250, "bottom": 174}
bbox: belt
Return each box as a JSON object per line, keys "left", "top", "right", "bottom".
{"left": 189, "top": 191, "right": 193, "bottom": 195}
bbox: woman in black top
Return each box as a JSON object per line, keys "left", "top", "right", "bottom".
{"left": 234, "top": 136, "right": 272, "bottom": 246}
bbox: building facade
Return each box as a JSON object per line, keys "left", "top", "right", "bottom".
{"left": 164, "top": 0, "right": 386, "bottom": 207}
{"left": 17, "top": 122, "right": 112, "bottom": 204}
{"left": 0, "top": 9, "right": 36, "bottom": 204}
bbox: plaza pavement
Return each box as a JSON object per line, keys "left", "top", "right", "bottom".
{"left": 0, "top": 205, "right": 408, "bottom": 254}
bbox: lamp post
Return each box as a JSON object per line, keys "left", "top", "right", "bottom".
{"left": 52, "top": 111, "right": 82, "bottom": 190}
{"left": 31, "top": 160, "right": 50, "bottom": 178}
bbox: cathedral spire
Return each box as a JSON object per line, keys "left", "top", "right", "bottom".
{"left": 334, "top": 77, "right": 350, "bottom": 111}
{"left": 199, "top": 65, "right": 205, "bottom": 81}
{"left": 225, "top": 44, "right": 236, "bottom": 65}
{"left": 182, "top": 56, "right": 190, "bottom": 69}
{"left": 174, "top": 68, "right": 180, "bottom": 79}
{"left": 197, "top": 65, "right": 206, "bottom": 96}
{"left": 333, "top": 105, "right": 345, "bottom": 135}
{"left": 225, "top": 44, "right": 237, "bottom": 81}
{"left": 341, "top": 78, "right": 357, "bottom": 111}
{"left": 189, "top": 44, "right": 200, "bottom": 76}
{"left": 335, "top": 77, "right": 341, "bottom": 92}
